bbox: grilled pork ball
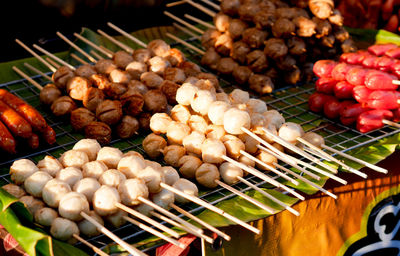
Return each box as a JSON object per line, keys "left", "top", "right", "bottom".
{"left": 163, "top": 145, "right": 186, "bottom": 167}
{"left": 82, "top": 87, "right": 105, "bottom": 112}
{"left": 215, "top": 33, "right": 233, "bottom": 56}
{"left": 137, "top": 166, "right": 164, "bottom": 193}
{"left": 147, "top": 39, "right": 171, "bottom": 57}
{"left": 201, "top": 29, "right": 221, "bottom": 49}
{"left": 70, "top": 108, "right": 96, "bottom": 131}
{"left": 113, "top": 51, "right": 134, "bottom": 69}
{"left": 58, "top": 191, "right": 90, "bottom": 221}
{"left": 217, "top": 57, "right": 239, "bottom": 75}
{"left": 161, "top": 166, "right": 180, "bottom": 186}
{"left": 95, "top": 59, "right": 118, "bottom": 75}
{"left": 178, "top": 155, "right": 203, "bottom": 179}
{"left": 78, "top": 210, "right": 103, "bottom": 237}
{"left": 228, "top": 19, "right": 248, "bottom": 40}
{"left": 201, "top": 48, "right": 221, "bottom": 70}
{"left": 39, "top": 84, "right": 62, "bottom": 105}
{"left": 132, "top": 48, "right": 152, "bottom": 63}
{"left": 248, "top": 74, "right": 274, "bottom": 94}
{"left": 84, "top": 121, "right": 112, "bottom": 145}
{"left": 117, "top": 115, "right": 139, "bottom": 139}
{"left": 264, "top": 38, "right": 288, "bottom": 59}
{"left": 50, "top": 217, "right": 79, "bottom": 242}
{"left": 24, "top": 171, "right": 52, "bottom": 197}
{"left": 272, "top": 18, "right": 295, "bottom": 38}
{"left": 66, "top": 76, "right": 91, "bottom": 101}
{"left": 75, "top": 64, "right": 97, "bottom": 79}
{"left": 214, "top": 13, "right": 231, "bottom": 32}
{"left": 242, "top": 28, "right": 268, "bottom": 49}
{"left": 143, "top": 89, "right": 168, "bottom": 113}
{"left": 223, "top": 108, "right": 251, "bottom": 135}
{"left": 51, "top": 96, "right": 77, "bottom": 116}
{"left": 278, "top": 122, "right": 304, "bottom": 143}
{"left": 73, "top": 139, "right": 101, "bottom": 162}
{"left": 59, "top": 150, "right": 89, "bottom": 168}
{"left": 93, "top": 185, "right": 121, "bottom": 216}
{"left": 52, "top": 66, "right": 75, "bottom": 89}
{"left": 195, "top": 163, "right": 220, "bottom": 188}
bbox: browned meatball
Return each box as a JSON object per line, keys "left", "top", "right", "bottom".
{"left": 220, "top": 0, "right": 240, "bottom": 16}
{"left": 276, "top": 55, "right": 296, "bottom": 70}
{"left": 89, "top": 74, "right": 111, "bottom": 90}
{"left": 143, "top": 90, "right": 167, "bottom": 113}
{"left": 160, "top": 80, "right": 180, "bottom": 105}
{"left": 264, "top": 38, "right": 288, "bottom": 59}
{"left": 253, "top": 10, "right": 276, "bottom": 29}
{"left": 163, "top": 67, "right": 186, "bottom": 84}
{"left": 51, "top": 96, "right": 77, "bottom": 116}
{"left": 165, "top": 48, "right": 186, "bottom": 67}
{"left": 132, "top": 48, "right": 152, "bottom": 63}
{"left": 313, "top": 17, "right": 332, "bottom": 38}
{"left": 294, "top": 17, "right": 317, "bottom": 37}
{"left": 214, "top": 13, "right": 231, "bottom": 32}
{"left": 75, "top": 64, "right": 97, "bottom": 79}
{"left": 232, "top": 66, "right": 253, "bottom": 85}
{"left": 238, "top": 3, "right": 259, "bottom": 21}
{"left": 40, "top": 84, "right": 61, "bottom": 105}
{"left": 84, "top": 121, "right": 112, "bottom": 144}
{"left": 242, "top": 28, "right": 268, "bottom": 49}
{"left": 302, "top": 62, "right": 314, "bottom": 82}
{"left": 201, "top": 48, "right": 221, "bottom": 70}
{"left": 125, "top": 61, "right": 147, "bottom": 80}
{"left": 320, "top": 34, "right": 335, "bottom": 48}
{"left": 83, "top": 87, "right": 105, "bottom": 112}
{"left": 96, "top": 100, "right": 123, "bottom": 125}
{"left": 215, "top": 33, "right": 233, "bottom": 56}
{"left": 140, "top": 72, "right": 164, "bottom": 89}
{"left": 329, "top": 9, "right": 344, "bottom": 26}
{"left": 109, "top": 69, "right": 132, "bottom": 84}
{"left": 120, "top": 90, "right": 144, "bottom": 116}
{"left": 127, "top": 80, "right": 148, "bottom": 95}
{"left": 228, "top": 19, "right": 248, "bottom": 41}
{"left": 52, "top": 66, "right": 75, "bottom": 89}
{"left": 104, "top": 83, "right": 127, "bottom": 99}
{"left": 66, "top": 76, "right": 92, "bottom": 101}
{"left": 138, "top": 112, "right": 151, "bottom": 131}
{"left": 196, "top": 73, "right": 220, "bottom": 91}
{"left": 147, "top": 39, "right": 170, "bottom": 57}
{"left": 287, "top": 37, "right": 306, "bottom": 55}
{"left": 275, "top": 7, "right": 298, "bottom": 19}
{"left": 201, "top": 29, "right": 221, "bottom": 49}
{"left": 246, "top": 50, "right": 269, "bottom": 73}
{"left": 248, "top": 74, "right": 274, "bottom": 94}
{"left": 70, "top": 108, "right": 96, "bottom": 131}
{"left": 334, "top": 26, "right": 349, "bottom": 43}
{"left": 272, "top": 18, "right": 295, "bottom": 38}
{"left": 113, "top": 51, "right": 134, "bottom": 69}
{"left": 94, "top": 59, "right": 117, "bottom": 75}
{"left": 116, "top": 115, "right": 139, "bottom": 139}
{"left": 309, "top": 0, "right": 334, "bottom": 19}
{"left": 284, "top": 67, "right": 301, "bottom": 85}
{"left": 341, "top": 39, "right": 357, "bottom": 53}
{"left": 217, "top": 57, "right": 239, "bottom": 75}
{"left": 178, "top": 61, "right": 201, "bottom": 77}
{"left": 265, "top": 68, "right": 279, "bottom": 81}
{"left": 231, "top": 41, "right": 251, "bottom": 64}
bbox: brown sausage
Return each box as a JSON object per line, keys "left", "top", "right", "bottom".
{"left": 0, "top": 89, "right": 48, "bottom": 132}
{"left": 28, "top": 133, "right": 40, "bottom": 149}
{"left": 0, "top": 99, "right": 32, "bottom": 138}
{"left": 41, "top": 125, "right": 56, "bottom": 145}
{"left": 0, "top": 120, "right": 16, "bottom": 154}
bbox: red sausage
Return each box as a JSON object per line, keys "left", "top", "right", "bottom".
{"left": 42, "top": 125, "right": 56, "bottom": 145}
{"left": 357, "top": 109, "right": 394, "bottom": 133}
{"left": 0, "top": 100, "right": 32, "bottom": 138}
{"left": 308, "top": 92, "right": 335, "bottom": 113}
{"left": 324, "top": 98, "right": 342, "bottom": 119}
{"left": 362, "top": 55, "right": 379, "bottom": 68}
{"left": 353, "top": 86, "right": 373, "bottom": 103}
{"left": 334, "top": 81, "right": 354, "bottom": 99}
{"left": 313, "top": 60, "right": 337, "bottom": 78}
{"left": 0, "top": 120, "right": 16, "bottom": 154}
{"left": 385, "top": 48, "right": 400, "bottom": 59}
{"left": 364, "top": 70, "right": 398, "bottom": 90}
{"left": 340, "top": 103, "right": 371, "bottom": 118}
{"left": 375, "top": 56, "right": 397, "bottom": 72}
{"left": 331, "top": 63, "right": 357, "bottom": 81}
{"left": 345, "top": 67, "right": 368, "bottom": 85}
{"left": 367, "top": 90, "right": 400, "bottom": 109}
{"left": 28, "top": 133, "right": 40, "bottom": 149}
{"left": 368, "top": 43, "right": 398, "bottom": 56}
{"left": 0, "top": 89, "right": 48, "bottom": 132}
{"left": 315, "top": 77, "right": 337, "bottom": 94}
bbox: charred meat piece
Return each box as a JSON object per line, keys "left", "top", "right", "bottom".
{"left": 264, "top": 38, "right": 288, "bottom": 59}
{"left": 201, "top": 29, "right": 221, "bottom": 49}
{"left": 201, "top": 48, "right": 221, "bottom": 70}
{"left": 242, "top": 28, "right": 268, "bottom": 49}
{"left": 231, "top": 41, "right": 251, "bottom": 64}
{"left": 272, "top": 18, "right": 295, "bottom": 38}
{"left": 246, "top": 50, "right": 269, "bottom": 73}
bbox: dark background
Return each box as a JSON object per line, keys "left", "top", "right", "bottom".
{"left": 0, "top": 0, "right": 194, "bottom": 63}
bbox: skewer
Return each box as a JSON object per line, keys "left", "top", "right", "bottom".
{"left": 90, "top": 50, "right": 103, "bottom": 60}
{"left": 382, "top": 119, "right": 400, "bottom": 128}
{"left": 173, "top": 22, "right": 201, "bottom": 40}
{"left": 201, "top": 238, "right": 206, "bottom": 256}
{"left": 100, "top": 45, "right": 115, "bottom": 56}
{"left": 123, "top": 216, "right": 186, "bottom": 249}
{"left": 164, "top": 11, "right": 205, "bottom": 34}
{"left": 184, "top": 14, "right": 215, "bottom": 29}
{"left": 183, "top": 0, "right": 216, "bottom": 17}
{"left": 97, "top": 29, "right": 134, "bottom": 54}
{"left": 215, "top": 179, "right": 276, "bottom": 214}
{"left": 149, "top": 211, "right": 188, "bottom": 233}
{"left": 166, "top": 0, "right": 186, "bottom": 7}
{"left": 70, "top": 53, "right": 89, "bottom": 65}
{"left": 165, "top": 33, "right": 205, "bottom": 54}
{"left": 169, "top": 203, "right": 231, "bottom": 241}
{"left": 56, "top": 31, "right": 97, "bottom": 63}
{"left": 160, "top": 183, "right": 260, "bottom": 234}
{"left": 320, "top": 144, "right": 389, "bottom": 174}
{"left": 236, "top": 176, "right": 300, "bottom": 216}
{"left": 115, "top": 202, "right": 180, "bottom": 238}
{"left": 15, "top": 39, "right": 57, "bottom": 72}
{"left": 199, "top": 0, "right": 220, "bottom": 10}
{"left": 74, "top": 33, "right": 114, "bottom": 58}
{"left": 106, "top": 22, "right": 147, "bottom": 48}
{"left": 33, "top": 44, "right": 76, "bottom": 70}
{"left": 80, "top": 212, "right": 147, "bottom": 256}
{"left": 12, "top": 66, "right": 43, "bottom": 91}
{"left": 23, "top": 63, "right": 52, "bottom": 81}
{"left": 72, "top": 234, "right": 109, "bottom": 256}
{"left": 45, "top": 58, "right": 61, "bottom": 69}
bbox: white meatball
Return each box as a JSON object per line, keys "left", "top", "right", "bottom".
{"left": 149, "top": 113, "right": 173, "bottom": 134}
{"left": 223, "top": 108, "right": 251, "bottom": 135}
{"left": 171, "top": 104, "right": 191, "bottom": 124}
{"left": 188, "top": 115, "right": 208, "bottom": 134}
{"left": 166, "top": 122, "right": 191, "bottom": 145}
{"left": 50, "top": 217, "right": 79, "bottom": 242}
{"left": 37, "top": 156, "right": 63, "bottom": 177}
{"left": 82, "top": 160, "right": 108, "bottom": 179}
{"left": 118, "top": 178, "right": 149, "bottom": 206}
{"left": 123, "top": 150, "right": 145, "bottom": 159}
{"left": 149, "top": 56, "right": 171, "bottom": 75}
{"left": 161, "top": 166, "right": 179, "bottom": 186}
{"left": 264, "top": 110, "right": 285, "bottom": 129}
{"left": 78, "top": 211, "right": 103, "bottom": 237}
{"left": 178, "top": 155, "right": 203, "bottom": 179}
{"left": 219, "top": 162, "right": 243, "bottom": 185}
{"left": 72, "top": 139, "right": 101, "bottom": 161}
{"left": 182, "top": 131, "right": 205, "bottom": 156}
{"left": 73, "top": 178, "right": 101, "bottom": 202}
{"left": 184, "top": 76, "right": 199, "bottom": 85}
{"left": 216, "top": 92, "right": 230, "bottom": 103}
{"left": 93, "top": 185, "right": 121, "bottom": 216}
{"left": 24, "top": 171, "right": 52, "bottom": 198}
{"left": 251, "top": 113, "right": 267, "bottom": 130}
{"left": 173, "top": 178, "right": 198, "bottom": 204}
{"left": 105, "top": 210, "right": 127, "bottom": 228}
{"left": 195, "top": 163, "right": 220, "bottom": 188}
{"left": 35, "top": 207, "right": 58, "bottom": 227}
{"left": 222, "top": 135, "right": 246, "bottom": 159}
{"left": 117, "top": 155, "right": 146, "bottom": 178}
{"left": 144, "top": 160, "right": 162, "bottom": 170}
{"left": 59, "top": 150, "right": 89, "bottom": 168}
{"left": 208, "top": 101, "right": 231, "bottom": 125}
{"left": 58, "top": 192, "right": 90, "bottom": 221}
{"left": 229, "top": 89, "right": 249, "bottom": 104}
{"left": 137, "top": 166, "right": 164, "bottom": 194}
{"left": 42, "top": 179, "right": 71, "bottom": 208}
{"left": 206, "top": 124, "right": 226, "bottom": 140}
{"left": 201, "top": 139, "right": 226, "bottom": 164}
{"left": 246, "top": 98, "right": 268, "bottom": 113}
{"left": 99, "top": 169, "right": 126, "bottom": 187}
{"left": 238, "top": 155, "right": 255, "bottom": 168}
{"left": 278, "top": 122, "right": 304, "bottom": 143}
{"left": 176, "top": 83, "right": 198, "bottom": 105}
{"left": 238, "top": 133, "right": 259, "bottom": 154}
{"left": 256, "top": 151, "right": 278, "bottom": 171}
{"left": 19, "top": 195, "right": 45, "bottom": 215}
{"left": 134, "top": 204, "right": 154, "bottom": 217}
{"left": 96, "top": 147, "right": 123, "bottom": 169}
{"left": 260, "top": 123, "right": 279, "bottom": 144}
{"left": 301, "top": 132, "right": 324, "bottom": 148}
{"left": 10, "top": 159, "right": 38, "bottom": 185}
{"left": 191, "top": 90, "right": 216, "bottom": 116}
{"left": 56, "top": 167, "right": 83, "bottom": 188}
{"left": 152, "top": 189, "right": 174, "bottom": 210}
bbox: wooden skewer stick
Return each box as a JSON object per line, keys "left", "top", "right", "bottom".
{"left": 100, "top": 45, "right": 115, "bottom": 56}
{"left": 183, "top": 0, "right": 216, "bottom": 16}
{"left": 97, "top": 29, "right": 134, "bottom": 54}
{"left": 261, "top": 128, "right": 340, "bottom": 174}
{"left": 169, "top": 203, "right": 231, "bottom": 241}
{"left": 149, "top": 211, "right": 187, "bottom": 233}
{"left": 115, "top": 202, "right": 180, "bottom": 238}
{"left": 258, "top": 145, "right": 338, "bottom": 199}
{"left": 173, "top": 22, "right": 201, "bottom": 40}
{"left": 320, "top": 144, "right": 388, "bottom": 174}
{"left": 56, "top": 31, "right": 97, "bottom": 63}
{"left": 23, "top": 63, "right": 52, "bottom": 81}
{"left": 33, "top": 44, "right": 76, "bottom": 70}
{"left": 107, "top": 22, "right": 147, "bottom": 48}
{"left": 15, "top": 39, "right": 57, "bottom": 72}
{"left": 123, "top": 216, "right": 186, "bottom": 249}
{"left": 70, "top": 53, "right": 89, "bottom": 65}
{"left": 382, "top": 119, "right": 400, "bottom": 129}
{"left": 166, "top": 33, "right": 205, "bottom": 54}
{"left": 160, "top": 183, "right": 261, "bottom": 234}
{"left": 74, "top": 33, "right": 114, "bottom": 58}
{"left": 90, "top": 50, "right": 103, "bottom": 60}
{"left": 184, "top": 14, "right": 216, "bottom": 29}
{"left": 80, "top": 212, "right": 147, "bottom": 256}
{"left": 46, "top": 58, "right": 61, "bottom": 69}
{"left": 199, "top": 0, "right": 221, "bottom": 10}
{"left": 215, "top": 179, "right": 276, "bottom": 214}
{"left": 166, "top": 0, "right": 186, "bottom": 7}
{"left": 164, "top": 11, "right": 205, "bottom": 34}
{"left": 239, "top": 150, "right": 299, "bottom": 186}
{"left": 236, "top": 176, "right": 300, "bottom": 216}
{"left": 12, "top": 66, "right": 43, "bottom": 91}
{"left": 72, "top": 234, "right": 109, "bottom": 256}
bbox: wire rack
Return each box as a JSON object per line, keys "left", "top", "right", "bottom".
{"left": 0, "top": 32, "right": 400, "bottom": 255}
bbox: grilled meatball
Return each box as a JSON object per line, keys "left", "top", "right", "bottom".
{"left": 287, "top": 37, "right": 306, "bottom": 55}
{"left": 51, "top": 96, "right": 76, "bottom": 116}
{"left": 217, "top": 57, "right": 239, "bottom": 75}
{"left": 82, "top": 87, "right": 105, "bottom": 112}
{"left": 272, "top": 18, "right": 295, "bottom": 38}
{"left": 95, "top": 59, "right": 117, "bottom": 75}
{"left": 215, "top": 33, "right": 233, "bottom": 56}
{"left": 70, "top": 108, "right": 96, "bottom": 131}
{"left": 140, "top": 71, "right": 164, "bottom": 89}
{"left": 120, "top": 89, "right": 144, "bottom": 116}
{"left": 75, "top": 64, "right": 97, "bottom": 79}
{"left": 117, "top": 115, "right": 139, "bottom": 139}
{"left": 84, "top": 121, "right": 112, "bottom": 145}
{"left": 89, "top": 73, "right": 110, "bottom": 90}
{"left": 113, "top": 50, "right": 134, "bottom": 69}
{"left": 228, "top": 19, "right": 249, "bottom": 40}
{"left": 201, "top": 29, "right": 221, "bottom": 49}
{"left": 253, "top": 9, "right": 276, "bottom": 29}
{"left": 95, "top": 100, "right": 123, "bottom": 125}
{"left": 214, "top": 13, "right": 231, "bottom": 32}
{"left": 143, "top": 89, "right": 168, "bottom": 113}
{"left": 109, "top": 69, "right": 132, "bottom": 84}
{"left": 242, "top": 28, "right": 268, "bottom": 49}
{"left": 125, "top": 61, "right": 147, "bottom": 80}
{"left": 163, "top": 67, "right": 186, "bottom": 84}
{"left": 246, "top": 50, "right": 268, "bottom": 73}
{"left": 160, "top": 80, "right": 180, "bottom": 105}
{"left": 39, "top": 84, "right": 62, "bottom": 105}
{"left": 201, "top": 48, "right": 221, "bottom": 70}
{"left": 178, "top": 61, "right": 201, "bottom": 77}
{"left": 264, "top": 38, "right": 288, "bottom": 59}
{"left": 220, "top": 0, "right": 240, "bottom": 16}
{"left": 104, "top": 83, "right": 127, "bottom": 99}
{"left": 52, "top": 66, "right": 74, "bottom": 89}
{"left": 231, "top": 41, "right": 251, "bottom": 64}
{"left": 238, "top": 3, "right": 259, "bottom": 21}
{"left": 149, "top": 56, "right": 171, "bottom": 75}
{"left": 248, "top": 74, "right": 274, "bottom": 94}
{"left": 147, "top": 39, "right": 171, "bottom": 57}
{"left": 132, "top": 48, "right": 152, "bottom": 63}
{"left": 165, "top": 48, "right": 186, "bottom": 67}
{"left": 294, "top": 16, "right": 316, "bottom": 37}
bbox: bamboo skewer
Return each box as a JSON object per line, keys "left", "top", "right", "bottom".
{"left": 199, "top": 0, "right": 220, "bottom": 10}
{"left": 23, "top": 63, "right": 52, "bottom": 81}
{"left": 183, "top": 0, "right": 217, "bottom": 16}
{"left": 107, "top": 22, "right": 147, "bottom": 48}
{"left": 165, "top": 33, "right": 205, "bottom": 54}
{"left": 90, "top": 50, "right": 103, "bottom": 60}
{"left": 74, "top": 33, "right": 114, "bottom": 58}
{"left": 149, "top": 211, "right": 187, "bottom": 232}
{"left": 45, "top": 57, "right": 61, "bottom": 69}
{"left": 164, "top": 11, "right": 205, "bottom": 34}
{"left": 382, "top": 119, "right": 400, "bottom": 129}
{"left": 33, "top": 44, "right": 75, "bottom": 70}
{"left": 72, "top": 234, "right": 109, "bottom": 256}
{"left": 12, "top": 66, "right": 43, "bottom": 91}
{"left": 166, "top": 0, "right": 186, "bottom": 7}
{"left": 70, "top": 53, "right": 89, "bottom": 65}
{"left": 56, "top": 31, "right": 97, "bottom": 63}
{"left": 173, "top": 22, "right": 201, "bottom": 40}
{"left": 15, "top": 39, "right": 57, "bottom": 72}
{"left": 97, "top": 29, "right": 134, "bottom": 54}
{"left": 184, "top": 14, "right": 216, "bottom": 29}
